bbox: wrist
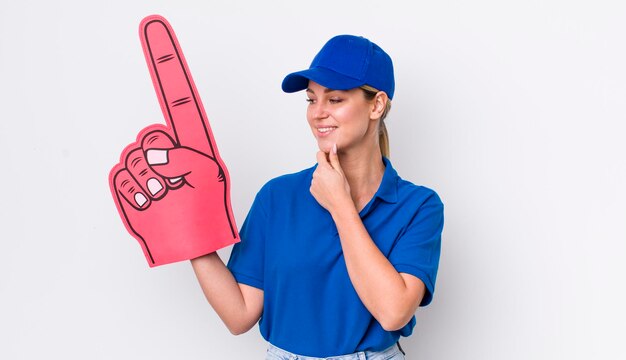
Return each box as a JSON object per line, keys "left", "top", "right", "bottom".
{"left": 330, "top": 199, "right": 359, "bottom": 223}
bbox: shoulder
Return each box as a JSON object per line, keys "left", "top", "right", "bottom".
{"left": 394, "top": 178, "right": 444, "bottom": 236}
{"left": 397, "top": 178, "right": 443, "bottom": 209}
{"left": 255, "top": 164, "right": 317, "bottom": 201}
{"left": 383, "top": 158, "right": 443, "bottom": 208}
{"left": 389, "top": 165, "right": 443, "bottom": 224}
{"left": 249, "top": 165, "right": 317, "bottom": 217}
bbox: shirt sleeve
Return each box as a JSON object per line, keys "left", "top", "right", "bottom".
{"left": 388, "top": 189, "right": 444, "bottom": 306}
{"left": 226, "top": 186, "right": 269, "bottom": 290}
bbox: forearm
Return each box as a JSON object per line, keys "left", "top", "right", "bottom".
{"left": 190, "top": 253, "right": 261, "bottom": 335}
{"left": 332, "top": 206, "right": 418, "bottom": 331}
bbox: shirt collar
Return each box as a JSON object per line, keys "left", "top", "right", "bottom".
{"left": 308, "top": 156, "right": 399, "bottom": 204}
{"left": 374, "top": 157, "right": 399, "bottom": 204}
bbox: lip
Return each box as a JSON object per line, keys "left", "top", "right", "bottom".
{"left": 316, "top": 126, "right": 337, "bottom": 137}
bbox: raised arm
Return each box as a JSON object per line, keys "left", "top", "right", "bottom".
{"left": 190, "top": 253, "right": 263, "bottom": 335}
{"left": 310, "top": 151, "right": 426, "bottom": 331}
{"left": 329, "top": 209, "right": 426, "bottom": 331}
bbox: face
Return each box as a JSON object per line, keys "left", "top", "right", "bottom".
{"left": 305, "top": 81, "right": 380, "bottom": 154}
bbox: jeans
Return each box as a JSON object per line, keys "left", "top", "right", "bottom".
{"left": 265, "top": 342, "right": 406, "bottom": 360}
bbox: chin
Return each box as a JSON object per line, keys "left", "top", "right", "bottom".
{"left": 316, "top": 142, "right": 333, "bottom": 153}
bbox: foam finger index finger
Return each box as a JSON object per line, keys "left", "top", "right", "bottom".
{"left": 140, "top": 15, "right": 216, "bottom": 157}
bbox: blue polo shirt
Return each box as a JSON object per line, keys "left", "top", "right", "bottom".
{"left": 227, "top": 157, "right": 443, "bottom": 357}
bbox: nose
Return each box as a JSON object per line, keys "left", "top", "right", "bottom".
{"left": 310, "top": 102, "right": 329, "bottom": 120}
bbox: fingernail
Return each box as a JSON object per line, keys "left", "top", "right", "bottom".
{"left": 332, "top": 143, "right": 337, "bottom": 154}
{"left": 146, "top": 149, "right": 168, "bottom": 165}
{"left": 134, "top": 193, "right": 148, "bottom": 207}
{"left": 147, "top": 178, "right": 163, "bottom": 195}
{"left": 170, "top": 177, "right": 182, "bottom": 183}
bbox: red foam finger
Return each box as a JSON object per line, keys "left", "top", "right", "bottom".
{"left": 108, "top": 15, "right": 240, "bottom": 268}
{"left": 140, "top": 15, "right": 218, "bottom": 158}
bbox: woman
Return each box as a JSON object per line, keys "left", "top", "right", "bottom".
{"left": 191, "top": 34, "right": 444, "bottom": 359}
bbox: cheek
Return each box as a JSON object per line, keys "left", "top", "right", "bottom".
{"left": 306, "top": 107, "right": 316, "bottom": 126}
{"left": 338, "top": 107, "right": 370, "bottom": 134}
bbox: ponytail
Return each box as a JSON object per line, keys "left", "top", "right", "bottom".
{"left": 360, "top": 85, "right": 392, "bottom": 157}
{"left": 379, "top": 120, "right": 390, "bottom": 158}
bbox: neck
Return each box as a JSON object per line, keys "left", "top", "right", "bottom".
{"left": 337, "top": 145, "right": 385, "bottom": 211}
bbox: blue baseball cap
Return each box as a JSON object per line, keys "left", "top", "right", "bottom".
{"left": 282, "top": 35, "right": 395, "bottom": 99}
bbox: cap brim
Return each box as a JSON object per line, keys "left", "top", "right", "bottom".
{"left": 282, "top": 67, "right": 364, "bottom": 93}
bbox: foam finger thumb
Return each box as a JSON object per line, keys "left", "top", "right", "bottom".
{"left": 147, "top": 147, "right": 219, "bottom": 181}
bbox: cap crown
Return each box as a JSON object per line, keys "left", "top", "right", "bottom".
{"left": 312, "top": 35, "right": 372, "bottom": 81}
{"left": 282, "top": 34, "right": 395, "bottom": 99}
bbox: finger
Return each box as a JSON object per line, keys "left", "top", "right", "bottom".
{"left": 113, "top": 168, "right": 152, "bottom": 210}
{"left": 316, "top": 151, "right": 331, "bottom": 168}
{"left": 328, "top": 144, "right": 342, "bottom": 172}
{"left": 141, "top": 129, "right": 184, "bottom": 188}
{"left": 125, "top": 148, "right": 168, "bottom": 199}
{"left": 140, "top": 15, "right": 216, "bottom": 157}
{"left": 146, "top": 147, "right": 221, "bottom": 187}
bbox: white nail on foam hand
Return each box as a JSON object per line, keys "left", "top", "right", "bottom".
{"left": 146, "top": 149, "right": 168, "bottom": 165}
{"left": 147, "top": 178, "right": 163, "bottom": 195}
{"left": 134, "top": 193, "right": 148, "bottom": 207}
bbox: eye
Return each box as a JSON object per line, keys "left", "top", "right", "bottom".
{"left": 306, "top": 98, "right": 315, "bottom": 104}
{"left": 329, "top": 98, "right": 343, "bottom": 104}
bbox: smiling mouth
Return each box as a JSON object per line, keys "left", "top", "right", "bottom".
{"left": 317, "top": 126, "right": 337, "bottom": 135}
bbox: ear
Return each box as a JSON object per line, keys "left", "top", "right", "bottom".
{"left": 370, "top": 91, "right": 389, "bottom": 120}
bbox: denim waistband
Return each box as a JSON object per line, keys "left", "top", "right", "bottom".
{"left": 266, "top": 342, "right": 404, "bottom": 360}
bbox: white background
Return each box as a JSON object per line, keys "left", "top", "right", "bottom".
{"left": 1, "top": 0, "right": 625, "bottom": 359}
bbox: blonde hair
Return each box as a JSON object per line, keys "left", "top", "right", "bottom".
{"left": 360, "top": 85, "right": 392, "bottom": 157}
